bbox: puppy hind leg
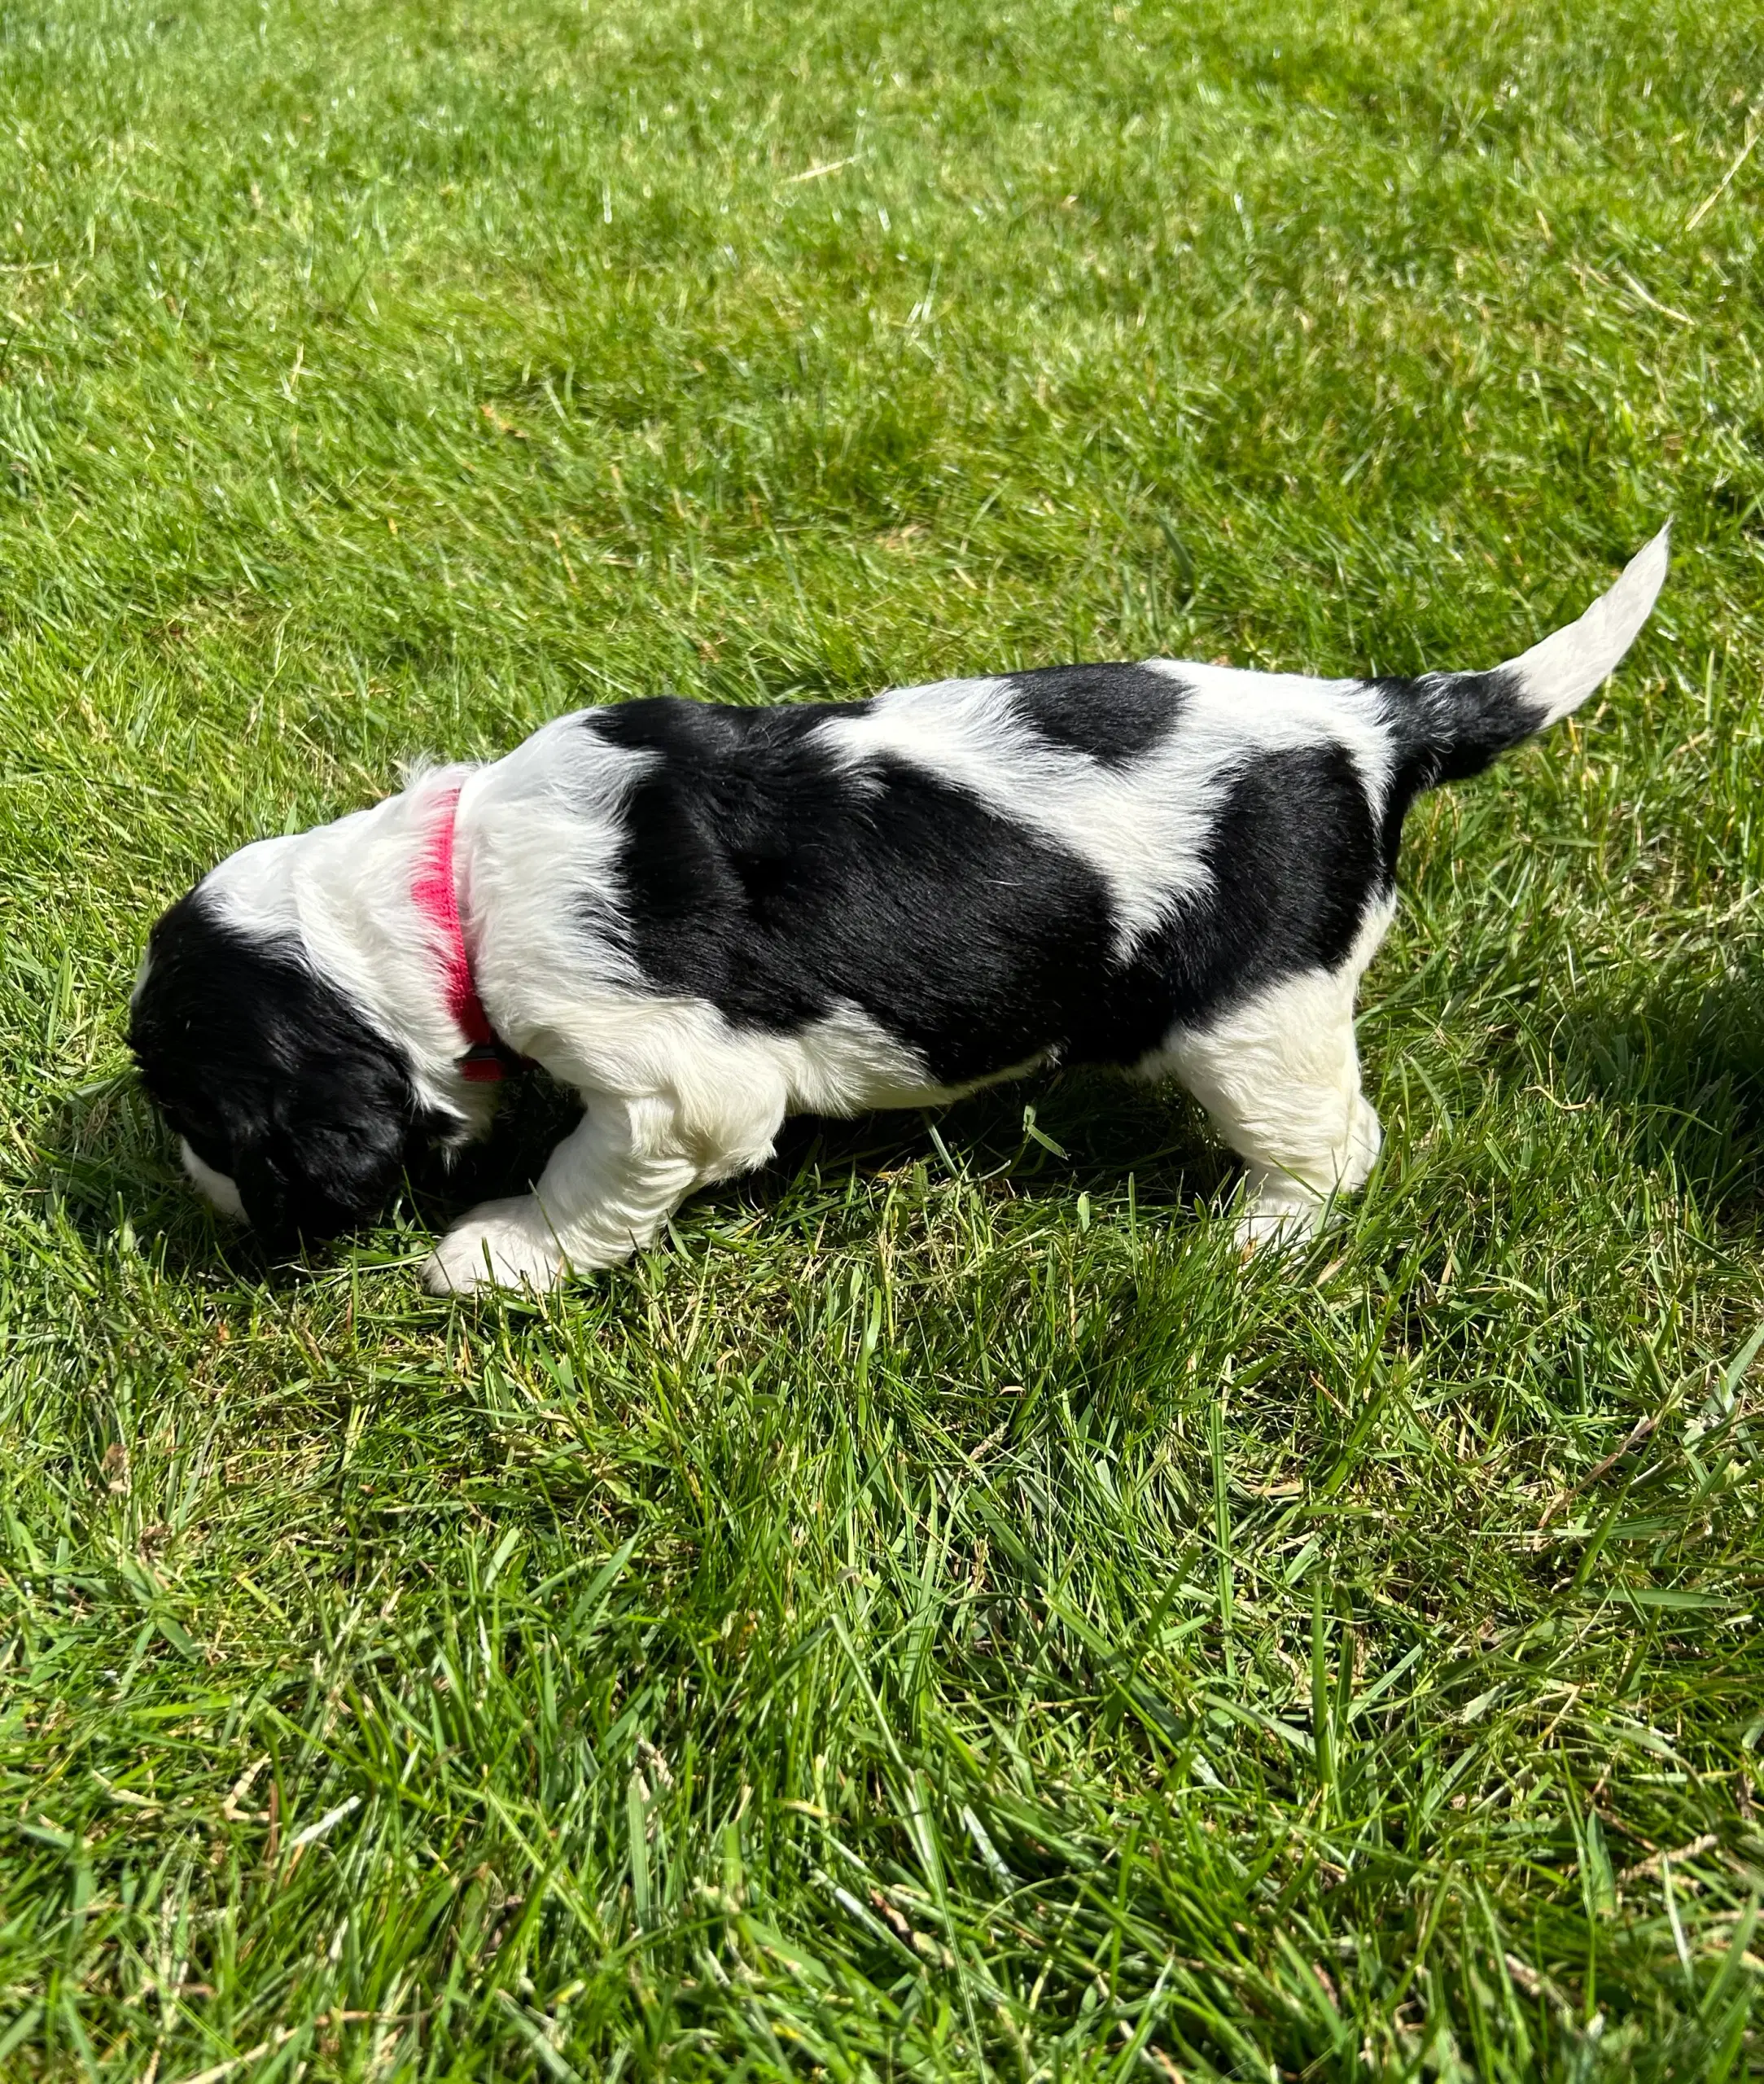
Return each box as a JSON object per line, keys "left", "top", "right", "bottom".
{"left": 1163, "top": 978, "right": 1381, "bottom": 1253}
{"left": 424, "top": 1091, "right": 761, "bottom": 1296}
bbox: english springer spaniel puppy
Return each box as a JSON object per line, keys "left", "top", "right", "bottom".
{"left": 129, "top": 531, "right": 1667, "bottom": 1293}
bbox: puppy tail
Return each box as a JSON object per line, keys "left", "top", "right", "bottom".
{"left": 1387, "top": 525, "right": 1669, "bottom": 793}
{"left": 1501, "top": 523, "right": 1670, "bottom": 726}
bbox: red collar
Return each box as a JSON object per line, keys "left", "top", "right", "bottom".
{"left": 413, "top": 784, "right": 511, "bottom": 1083}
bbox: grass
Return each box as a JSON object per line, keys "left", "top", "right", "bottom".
{"left": 2, "top": 0, "right": 1763, "bottom": 2073}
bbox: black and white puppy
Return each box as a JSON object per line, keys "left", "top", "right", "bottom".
{"left": 129, "top": 531, "right": 1667, "bottom": 1293}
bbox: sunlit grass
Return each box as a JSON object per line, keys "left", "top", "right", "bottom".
{"left": 2, "top": 0, "right": 1763, "bottom": 2075}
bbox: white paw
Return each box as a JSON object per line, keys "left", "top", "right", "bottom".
{"left": 1347, "top": 1095, "right": 1383, "bottom": 1181}
{"left": 422, "top": 1196, "right": 567, "bottom": 1295}
{"left": 1233, "top": 1197, "right": 1322, "bottom": 1256}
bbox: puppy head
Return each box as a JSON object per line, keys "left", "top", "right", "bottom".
{"left": 128, "top": 888, "right": 452, "bottom": 1248}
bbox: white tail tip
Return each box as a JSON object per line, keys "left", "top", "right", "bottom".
{"left": 1510, "top": 524, "right": 1670, "bottom": 725}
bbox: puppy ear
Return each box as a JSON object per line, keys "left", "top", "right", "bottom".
{"left": 231, "top": 1051, "right": 433, "bottom": 1247}
{"left": 130, "top": 897, "right": 455, "bottom": 1252}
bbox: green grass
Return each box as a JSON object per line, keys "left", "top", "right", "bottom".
{"left": 2, "top": 0, "right": 1763, "bottom": 2073}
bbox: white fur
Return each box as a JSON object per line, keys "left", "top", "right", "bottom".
{"left": 199, "top": 769, "right": 499, "bottom": 1141}
{"left": 1149, "top": 895, "right": 1395, "bottom": 1248}
{"left": 1512, "top": 527, "right": 1670, "bottom": 725}
{"left": 181, "top": 1141, "right": 246, "bottom": 1219}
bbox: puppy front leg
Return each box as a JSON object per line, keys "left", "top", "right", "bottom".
{"left": 422, "top": 1093, "right": 704, "bottom": 1296}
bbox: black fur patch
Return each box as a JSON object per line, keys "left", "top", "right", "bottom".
{"left": 589, "top": 698, "right": 1117, "bottom": 1084}
{"left": 1096, "top": 745, "right": 1383, "bottom": 1056}
{"left": 128, "top": 893, "right": 448, "bottom": 1246}
{"left": 1009, "top": 663, "right": 1182, "bottom": 767}
{"left": 1377, "top": 666, "right": 1537, "bottom": 873}
{"left": 585, "top": 699, "right": 1382, "bottom": 1086}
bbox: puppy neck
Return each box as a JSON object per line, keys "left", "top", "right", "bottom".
{"left": 201, "top": 767, "right": 497, "bottom": 1130}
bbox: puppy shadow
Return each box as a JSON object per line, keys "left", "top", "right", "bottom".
{"left": 1552, "top": 963, "right": 1764, "bottom": 1228}
{"left": 404, "top": 1074, "right": 580, "bottom": 1230}
{"left": 50, "top": 1062, "right": 1232, "bottom": 1287}
{"left": 409, "top": 1066, "right": 1234, "bottom": 1246}
{"left": 772, "top": 1069, "right": 1235, "bottom": 1219}
{"left": 31, "top": 1070, "right": 278, "bottom": 1282}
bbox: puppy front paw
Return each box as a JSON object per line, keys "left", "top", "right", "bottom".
{"left": 1233, "top": 1199, "right": 1321, "bottom": 1257}
{"left": 423, "top": 1196, "right": 567, "bottom": 1295}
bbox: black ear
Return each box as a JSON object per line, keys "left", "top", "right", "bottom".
{"left": 231, "top": 1047, "right": 437, "bottom": 1248}
{"left": 130, "top": 893, "right": 456, "bottom": 1252}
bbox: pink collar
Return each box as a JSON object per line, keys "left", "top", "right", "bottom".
{"left": 413, "top": 784, "right": 510, "bottom": 1083}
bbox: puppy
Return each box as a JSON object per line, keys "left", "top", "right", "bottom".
{"left": 129, "top": 531, "right": 1667, "bottom": 1292}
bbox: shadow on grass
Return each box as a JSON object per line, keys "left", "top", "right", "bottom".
{"left": 40, "top": 1061, "right": 1233, "bottom": 1287}
{"left": 414, "top": 1061, "right": 1231, "bottom": 1228}
{"left": 26, "top": 1071, "right": 277, "bottom": 1285}
{"left": 1553, "top": 961, "right": 1764, "bottom": 1228}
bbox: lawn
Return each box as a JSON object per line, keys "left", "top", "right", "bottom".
{"left": 2, "top": 0, "right": 1763, "bottom": 2074}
